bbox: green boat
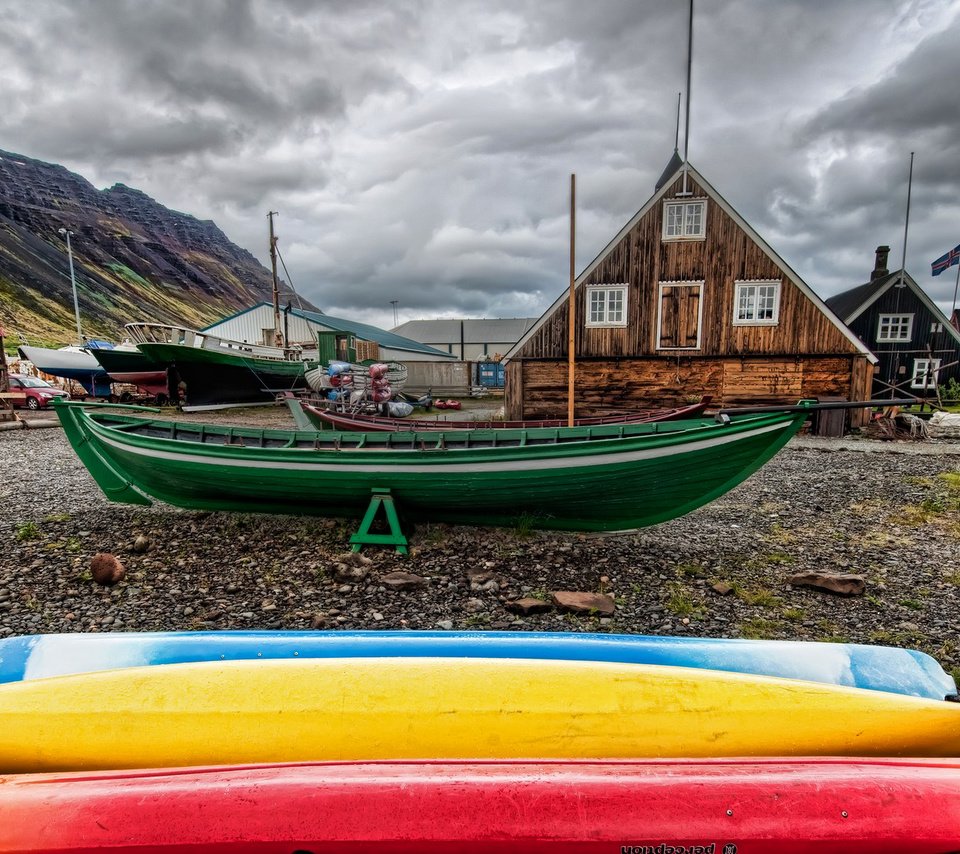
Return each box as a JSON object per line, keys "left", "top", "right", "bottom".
{"left": 53, "top": 400, "right": 810, "bottom": 531}
{"left": 124, "top": 324, "right": 320, "bottom": 411}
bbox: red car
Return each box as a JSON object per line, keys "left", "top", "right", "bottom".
{"left": 5, "top": 374, "right": 70, "bottom": 410}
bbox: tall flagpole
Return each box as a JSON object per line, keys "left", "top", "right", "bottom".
{"left": 951, "top": 253, "right": 960, "bottom": 321}
{"left": 567, "top": 174, "right": 576, "bottom": 427}
{"left": 896, "top": 152, "right": 914, "bottom": 289}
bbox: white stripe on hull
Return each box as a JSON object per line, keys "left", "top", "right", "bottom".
{"left": 88, "top": 418, "right": 791, "bottom": 476}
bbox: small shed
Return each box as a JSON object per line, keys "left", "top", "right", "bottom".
{"left": 391, "top": 318, "right": 538, "bottom": 361}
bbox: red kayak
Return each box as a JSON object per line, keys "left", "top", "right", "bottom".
{"left": 3, "top": 758, "right": 960, "bottom": 853}
{"left": 304, "top": 396, "right": 712, "bottom": 432}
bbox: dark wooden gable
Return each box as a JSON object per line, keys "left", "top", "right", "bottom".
{"left": 514, "top": 172, "right": 860, "bottom": 361}
{"left": 840, "top": 273, "right": 960, "bottom": 390}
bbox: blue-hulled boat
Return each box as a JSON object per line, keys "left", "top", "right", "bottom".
{"left": 17, "top": 343, "right": 114, "bottom": 397}
{"left": 1, "top": 630, "right": 955, "bottom": 700}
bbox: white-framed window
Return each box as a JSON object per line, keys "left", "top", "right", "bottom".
{"left": 733, "top": 281, "right": 781, "bottom": 325}
{"left": 662, "top": 200, "right": 706, "bottom": 240}
{"left": 586, "top": 284, "right": 628, "bottom": 328}
{"left": 932, "top": 321, "right": 944, "bottom": 333}
{"left": 877, "top": 314, "right": 913, "bottom": 342}
{"left": 911, "top": 358, "right": 942, "bottom": 390}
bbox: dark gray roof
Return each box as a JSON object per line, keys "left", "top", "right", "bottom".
{"left": 825, "top": 271, "right": 906, "bottom": 322}
{"left": 655, "top": 149, "right": 685, "bottom": 191}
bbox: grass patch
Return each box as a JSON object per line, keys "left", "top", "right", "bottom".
{"left": 766, "top": 522, "right": 797, "bottom": 545}
{"left": 664, "top": 584, "right": 706, "bottom": 620}
{"left": 512, "top": 513, "right": 537, "bottom": 538}
{"left": 781, "top": 607, "right": 806, "bottom": 622}
{"left": 738, "top": 616, "right": 785, "bottom": 640}
{"left": 675, "top": 562, "right": 708, "bottom": 579}
{"left": 43, "top": 513, "right": 71, "bottom": 523}
{"left": 15, "top": 522, "right": 40, "bottom": 541}
{"left": 736, "top": 587, "right": 784, "bottom": 608}
{"left": 745, "top": 551, "right": 796, "bottom": 570}
{"left": 899, "top": 598, "right": 924, "bottom": 611}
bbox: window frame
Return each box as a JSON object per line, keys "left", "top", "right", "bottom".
{"left": 911, "top": 358, "right": 942, "bottom": 390}
{"left": 876, "top": 313, "right": 913, "bottom": 343}
{"left": 732, "top": 280, "right": 782, "bottom": 326}
{"left": 585, "top": 284, "right": 629, "bottom": 329}
{"left": 662, "top": 199, "right": 707, "bottom": 241}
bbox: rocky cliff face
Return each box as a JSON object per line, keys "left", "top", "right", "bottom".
{"left": 0, "top": 149, "right": 312, "bottom": 348}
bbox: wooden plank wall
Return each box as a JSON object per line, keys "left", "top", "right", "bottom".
{"left": 506, "top": 356, "right": 870, "bottom": 421}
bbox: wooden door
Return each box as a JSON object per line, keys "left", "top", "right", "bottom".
{"left": 658, "top": 283, "right": 702, "bottom": 349}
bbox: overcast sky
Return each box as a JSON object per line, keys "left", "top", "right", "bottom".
{"left": 3, "top": 0, "right": 960, "bottom": 329}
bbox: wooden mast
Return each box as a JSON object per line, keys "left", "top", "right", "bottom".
{"left": 268, "top": 211, "right": 284, "bottom": 348}
{"left": 567, "top": 174, "right": 576, "bottom": 427}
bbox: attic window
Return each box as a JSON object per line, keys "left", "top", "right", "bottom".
{"left": 662, "top": 200, "right": 706, "bottom": 240}
{"left": 585, "top": 284, "right": 627, "bottom": 328}
{"left": 877, "top": 314, "right": 913, "bottom": 342}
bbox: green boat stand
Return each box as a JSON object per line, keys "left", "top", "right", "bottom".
{"left": 350, "top": 488, "right": 409, "bottom": 555}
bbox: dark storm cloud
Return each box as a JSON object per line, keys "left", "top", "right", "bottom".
{"left": 1, "top": 0, "right": 959, "bottom": 324}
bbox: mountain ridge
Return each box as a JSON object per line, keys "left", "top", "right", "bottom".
{"left": 0, "top": 148, "right": 315, "bottom": 350}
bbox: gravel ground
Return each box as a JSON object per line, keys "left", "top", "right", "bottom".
{"left": 1, "top": 404, "right": 959, "bottom": 681}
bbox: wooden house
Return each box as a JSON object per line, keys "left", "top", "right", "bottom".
{"left": 502, "top": 161, "right": 876, "bottom": 426}
{"left": 826, "top": 247, "right": 960, "bottom": 398}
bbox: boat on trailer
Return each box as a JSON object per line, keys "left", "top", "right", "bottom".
{"left": 4, "top": 759, "right": 960, "bottom": 853}
{"left": 52, "top": 400, "right": 808, "bottom": 531}
{"left": 294, "top": 395, "right": 713, "bottom": 432}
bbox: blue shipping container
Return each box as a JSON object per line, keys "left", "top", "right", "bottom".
{"left": 477, "top": 363, "right": 505, "bottom": 387}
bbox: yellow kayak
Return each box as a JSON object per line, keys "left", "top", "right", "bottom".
{"left": 2, "top": 658, "right": 960, "bottom": 772}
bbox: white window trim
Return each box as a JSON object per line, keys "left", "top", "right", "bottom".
{"left": 585, "top": 284, "right": 628, "bottom": 328}
{"left": 656, "top": 281, "right": 704, "bottom": 351}
{"left": 876, "top": 313, "right": 913, "bottom": 343}
{"left": 732, "top": 280, "right": 781, "bottom": 326}
{"left": 911, "top": 358, "right": 942, "bottom": 390}
{"left": 661, "top": 199, "right": 707, "bottom": 241}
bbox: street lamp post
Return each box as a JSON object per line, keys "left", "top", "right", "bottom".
{"left": 58, "top": 228, "right": 83, "bottom": 344}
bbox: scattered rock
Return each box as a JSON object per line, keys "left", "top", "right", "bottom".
{"left": 436, "top": 619, "right": 454, "bottom": 630}
{"left": 785, "top": 572, "right": 866, "bottom": 597}
{"left": 380, "top": 571, "right": 427, "bottom": 591}
{"left": 551, "top": 591, "right": 616, "bottom": 616}
{"left": 463, "top": 597, "right": 486, "bottom": 613}
{"left": 90, "top": 553, "right": 125, "bottom": 586}
{"left": 711, "top": 581, "right": 735, "bottom": 596}
{"left": 132, "top": 535, "right": 151, "bottom": 554}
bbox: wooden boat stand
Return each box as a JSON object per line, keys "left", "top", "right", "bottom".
{"left": 349, "top": 488, "right": 409, "bottom": 555}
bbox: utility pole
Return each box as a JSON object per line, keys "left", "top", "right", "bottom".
{"left": 267, "top": 211, "right": 284, "bottom": 348}
{"left": 0, "top": 325, "right": 11, "bottom": 420}
{"left": 390, "top": 300, "right": 399, "bottom": 326}
{"left": 58, "top": 228, "right": 83, "bottom": 344}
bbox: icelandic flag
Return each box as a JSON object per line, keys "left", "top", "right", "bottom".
{"left": 932, "top": 243, "right": 960, "bottom": 276}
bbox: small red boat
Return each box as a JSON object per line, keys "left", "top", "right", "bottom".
{"left": 303, "top": 396, "right": 712, "bottom": 432}
{"left": 3, "top": 758, "right": 959, "bottom": 853}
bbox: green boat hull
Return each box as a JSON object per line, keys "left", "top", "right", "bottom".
{"left": 53, "top": 403, "right": 809, "bottom": 531}
{"left": 136, "top": 342, "right": 318, "bottom": 409}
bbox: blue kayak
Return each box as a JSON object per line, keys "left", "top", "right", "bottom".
{"left": 0, "top": 631, "right": 955, "bottom": 700}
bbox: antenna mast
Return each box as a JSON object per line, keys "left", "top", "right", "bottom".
{"left": 680, "top": 0, "right": 694, "bottom": 196}
{"left": 268, "top": 211, "right": 284, "bottom": 348}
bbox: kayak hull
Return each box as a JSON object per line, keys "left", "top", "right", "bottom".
{"left": 1, "top": 630, "right": 954, "bottom": 701}
{"left": 2, "top": 658, "right": 960, "bottom": 771}
{"left": 3, "top": 759, "right": 960, "bottom": 854}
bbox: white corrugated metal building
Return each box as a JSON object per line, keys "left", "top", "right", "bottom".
{"left": 390, "top": 318, "right": 538, "bottom": 361}
{"left": 201, "top": 303, "right": 455, "bottom": 362}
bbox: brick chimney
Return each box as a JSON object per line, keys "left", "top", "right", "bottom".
{"left": 871, "top": 245, "right": 890, "bottom": 281}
